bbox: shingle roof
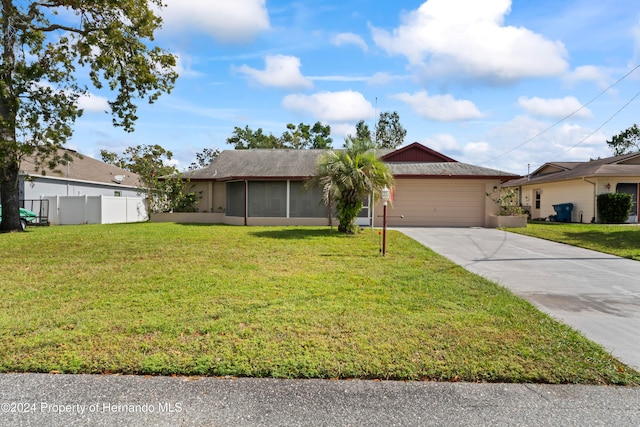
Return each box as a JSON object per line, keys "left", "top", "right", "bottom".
{"left": 505, "top": 152, "right": 640, "bottom": 186}
{"left": 20, "top": 149, "right": 142, "bottom": 187}
{"left": 182, "top": 147, "right": 518, "bottom": 180}
{"left": 183, "top": 149, "right": 325, "bottom": 180}
{"left": 389, "top": 162, "right": 518, "bottom": 178}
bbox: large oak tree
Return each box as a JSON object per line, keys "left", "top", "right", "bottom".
{"left": 0, "top": 0, "right": 177, "bottom": 232}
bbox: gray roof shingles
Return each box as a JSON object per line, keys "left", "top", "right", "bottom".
{"left": 183, "top": 149, "right": 518, "bottom": 181}
{"left": 183, "top": 149, "right": 324, "bottom": 180}
{"left": 389, "top": 162, "right": 517, "bottom": 177}
{"left": 505, "top": 152, "right": 640, "bottom": 186}
{"left": 20, "top": 149, "right": 142, "bottom": 187}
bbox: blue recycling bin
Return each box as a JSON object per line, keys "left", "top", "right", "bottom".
{"left": 552, "top": 203, "right": 573, "bottom": 222}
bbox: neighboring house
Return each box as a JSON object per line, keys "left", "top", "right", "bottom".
{"left": 19, "top": 148, "right": 141, "bottom": 199}
{"left": 16, "top": 148, "right": 147, "bottom": 225}
{"left": 156, "top": 142, "right": 518, "bottom": 227}
{"left": 503, "top": 151, "right": 640, "bottom": 223}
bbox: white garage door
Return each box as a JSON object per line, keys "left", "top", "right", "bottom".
{"left": 387, "top": 179, "right": 487, "bottom": 227}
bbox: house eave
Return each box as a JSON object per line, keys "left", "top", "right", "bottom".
{"left": 394, "top": 174, "right": 520, "bottom": 181}
{"left": 193, "top": 175, "right": 314, "bottom": 182}
{"left": 507, "top": 172, "right": 640, "bottom": 187}
{"left": 19, "top": 171, "right": 141, "bottom": 190}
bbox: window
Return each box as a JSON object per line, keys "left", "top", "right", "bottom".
{"left": 357, "top": 195, "right": 370, "bottom": 218}
{"left": 535, "top": 189, "right": 541, "bottom": 209}
{"left": 616, "top": 183, "right": 638, "bottom": 216}
{"left": 114, "top": 191, "right": 122, "bottom": 197}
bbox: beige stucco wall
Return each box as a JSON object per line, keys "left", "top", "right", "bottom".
{"left": 189, "top": 182, "right": 212, "bottom": 212}
{"left": 245, "top": 217, "right": 332, "bottom": 226}
{"left": 518, "top": 179, "right": 595, "bottom": 223}
{"left": 212, "top": 181, "right": 226, "bottom": 213}
{"left": 189, "top": 181, "right": 227, "bottom": 213}
{"left": 516, "top": 177, "right": 640, "bottom": 223}
{"left": 151, "top": 212, "right": 333, "bottom": 226}
{"left": 152, "top": 212, "right": 226, "bottom": 223}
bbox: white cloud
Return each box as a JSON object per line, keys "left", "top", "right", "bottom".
{"left": 172, "top": 54, "right": 203, "bottom": 78}
{"left": 518, "top": 96, "right": 592, "bottom": 119}
{"left": 367, "top": 72, "right": 406, "bottom": 86}
{"left": 331, "top": 32, "right": 369, "bottom": 52}
{"left": 77, "top": 93, "right": 110, "bottom": 113}
{"left": 481, "top": 115, "right": 610, "bottom": 172}
{"left": 563, "top": 65, "right": 611, "bottom": 88}
{"left": 35, "top": 81, "right": 109, "bottom": 113}
{"left": 282, "top": 90, "right": 376, "bottom": 122}
{"left": 161, "top": 0, "right": 270, "bottom": 43}
{"left": 394, "top": 91, "right": 484, "bottom": 121}
{"left": 331, "top": 123, "right": 358, "bottom": 144}
{"left": 557, "top": 123, "right": 606, "bottom": 147}
{"left": 235, "top": 55, "right": 313, "bottom": 90}
{"left": 370, "top": 0, "right": 568, "bottom": 81}
{"left": 419, "top": 133, "right": 461, "bottom": 152}
{"left": 463, "top": 141, "right": 491, "bottom": 158}
{"left": 309, "top": 75, "right": 369, "bottom": 83}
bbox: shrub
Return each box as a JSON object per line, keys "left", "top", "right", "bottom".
{"left": 597, "top": 193, "right": 632, "bottom": 223}
{"left": 486, "top": 189, "right": 526, "bottom": 216}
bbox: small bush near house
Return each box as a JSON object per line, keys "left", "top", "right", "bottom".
{"left": 597, "top": 193, "right": 632, "bottom": 223}
{"left": 172, "top": 189, "right": 202, "bottom": 213}
{"left": 487, "top": 189, "right": 527, "bottom": 216}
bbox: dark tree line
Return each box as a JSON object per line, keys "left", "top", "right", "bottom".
{"left": 227, "top": 111, "right": 406, "bottom": 151}
{"left": 227, "top": 122, "right": 333, "bottom": 150}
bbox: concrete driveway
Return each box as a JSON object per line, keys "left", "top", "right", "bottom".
{"left": 397, "top": 227, "right": 640, "bottom": 370}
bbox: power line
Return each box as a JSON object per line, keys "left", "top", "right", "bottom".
{"left": 554, "top": 89, "right": 640, "bottom": 159}
{"left": 477, "top": 64, "right": 640, "bottom": 166}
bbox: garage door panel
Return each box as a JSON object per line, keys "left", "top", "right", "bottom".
{"left": 388, "top": 179, "right": 486, "bottom": 227}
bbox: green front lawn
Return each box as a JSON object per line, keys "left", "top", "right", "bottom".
{"left": 1, "top": 223, "right": 638, "bottom": 384}
{"left": 507, "top": 222, "right": 640, "bottom": 261}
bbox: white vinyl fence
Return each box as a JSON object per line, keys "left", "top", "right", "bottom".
{"left": 44, "top": 195, "right": 147, "bottom": 225}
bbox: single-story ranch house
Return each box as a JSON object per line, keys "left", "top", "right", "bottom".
{"left": 155, "top": 142, "right": 519, "bottom": 227}
{"left": 503, "top": 151, "right": 640, "bottom": 223}
{"left": 19, "top": 148, "right": 141, "bottom": 200}
{"left": 15, "top": 148, "right": 147, "bottom": 225}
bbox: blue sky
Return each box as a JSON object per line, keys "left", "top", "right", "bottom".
{"left": 67, "top": 0, "right": 640, "bottom": 174}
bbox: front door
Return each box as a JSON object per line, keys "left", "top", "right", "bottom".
{"left": 616, "top": 183, "right": 638, "bottom": 223}
{"left": 356, "top": 195, "right": 371, "bottom": 227}
{"left": 532, "top": 189, "right": 541, "bottom": 219}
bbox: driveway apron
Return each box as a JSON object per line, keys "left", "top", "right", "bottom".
{"left": 397, "top": 227, "right": 640, "bottom": 370}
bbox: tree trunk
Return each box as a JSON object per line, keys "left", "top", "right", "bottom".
{"left": 0, "top": 0, "right": 23, "bottom": 232}
{"left": 0, "top": 160, "right": 21, "bottom": 232}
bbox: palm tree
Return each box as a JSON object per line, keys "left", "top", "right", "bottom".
{"left": 314, "top": 142, "right": 394, "bottom": 234}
